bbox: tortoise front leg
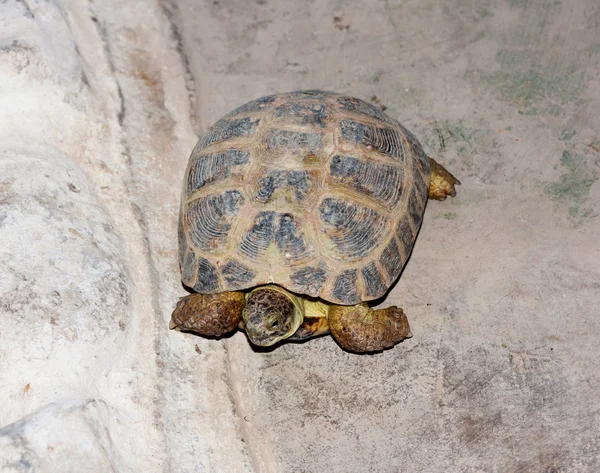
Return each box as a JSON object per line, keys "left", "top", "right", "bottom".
{"left": 170, "top": 292, "right": 245, "bottom": 337}
{"left": 428, "top": 157, "right": 460, "bottom": 200}
{"left": 328, "top": 303, "right": 412, "bottom": 353}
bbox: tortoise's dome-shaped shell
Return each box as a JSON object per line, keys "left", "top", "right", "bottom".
{"left": 178, "top": 91, "right": 431, "bottom": 305}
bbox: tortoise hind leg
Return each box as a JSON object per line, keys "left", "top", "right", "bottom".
{"left": 328, "top": 303, "right": 412, "bottom": 353}
{"left": 170, "top": 291, "right": 245, "bottom": 337}
{"left": 428, "top": 158, "right": 461, "bottom": 201}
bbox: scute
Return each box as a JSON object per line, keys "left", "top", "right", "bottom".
{"left": 186, "top": 149, "right": 249, "bottom": 195}
{"left": 396, "top": 217, "right": 415, "bottom": 259}
{"left": 222, "top": 259, "right": 256, "bottom": 290}
{"left": 194, "top": 257, "right": 220, "bottom": 293}
{"left": 407, "top": 187, "right": 425, "bottom": 230}
{"left": 361, "top": 262, "right": 388, "bottom": 298}
{"left": 273, "top": 102, "right": 329, "bottom": 128}
{"left": 318, "top": 198, "right": 388, "bottom": 261}
{"left": 275, "top": 213, "right": 314, "bottom": 263}
{"left": 239, "top": 211, "right": 276, "bottom": 261}
{"left": 379, "top": 238, "right": 404, "bottom": 283}
{"left": 329, "top": 155, "right": 404, "bottom": 207}
{"left": 238, "top": 211, "right": 314, "bottom": 264}
{"left": 332, "top": 269, "right": 360, "bottom": 305}
{"left": 289, "top": 264, "right": 328, "bottom": 297}
{"left": 337, "top": 96, "right": 395, "bottom": 124}
{"left": 197, "top": 117, "right": 260, "bottom": 150}
{"left": 266, "top": 129, "right": 323, "bottom": 157}
{"left": 339, "top": 119, "right": 405, "bottom": 161}
{"left": 178, "top": 90, "right": 432, "bottom": 304}
{"left": 185, "top": 190, "right": 244, "bottom": 252}
{"left": 254, "top": 169, "right": 314, "bottom": 204}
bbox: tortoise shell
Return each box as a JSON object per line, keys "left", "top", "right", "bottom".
{"left": 178, "top": 90, "right": 431, "bottom": 305}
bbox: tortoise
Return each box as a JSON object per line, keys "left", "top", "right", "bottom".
{"left": 170, "top": 90, "right": 459, "bottom": 353}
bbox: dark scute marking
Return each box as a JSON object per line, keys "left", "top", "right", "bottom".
{"left": 239, "top": 212, "right": 313, "bottom": 262}
{"left": 240, "top": 211, "right": 275, "bottom": 260}
{"left": 330, "top": 155, "right": 404, "bottom": 206}
{"left": 194, "top": 257, "right": 219, "bottom": 293}
{"left": 274, "top": 102, "right": 329, "bottom": 128}
{"left": 256, "top": 172, "right": 282, "bottom": 203}
{"left": 182, "top": 250, "right": 197, "bottom": 285}
{"left": 379, "top": 238, "right": 404, "bottom": 283}
{"left": 412, "top": 164, "right": 428, "bottom": 199}
{"left": 198, "top": 117, "right": 259, "bottom": 149}
{"left": 337, "top": 96, "right": 395, "bottom": 124}
{"left": 287, "top": 171, "right": 312, "bottom": 200}
{"left": 318, "top": 198, "right": 387, "bottom": 260}
{"left": 223, "top": 94, "right": 277, "bottom": 118}
{"left": 256, "top": 170, "right": 312, "bottom": 203}
{"left": 267, "top": 129, "right": 322, "bottom": 152}
{"left": 402, "top": 125, "right": 431, "bottom": 172}
{"left": 408, "top": 187, "right": 424, "bottom": 230}
{"left": 361, "top": 262, "right": 388, "bottom": 298}
{"left": 332, "top": 269, "right": 360, "bottom": 304}
{"left": 329, "top": 154, "right": 360, "bottom": 176}
{"left": 222, "top": 190, "right": 243, "bottom": 212}
{"left": 221, "top": 259, "right": 256, "bottom": 289}
{"left": 275, "top": 213, "right": 312, "bottom": 263}
{"left": 177, "top": 215, "right": 186, "bottom": 267}
{"left": 339, "top": 119, "right": 404, "bottom": 161}
{"left": 186, "top": 149, "right": 249, "bottom": 194}
{"left": 290, "top": 265, "right": 328, "bottom": 296}
{"left": 396, "top": 218, "right": 414, "bottom": 258}
{"left": 186, "top": 190, "right": 244, "bottom": 251}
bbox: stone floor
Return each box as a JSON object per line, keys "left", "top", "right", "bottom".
{"left": 1, "top": 0, "right": 599, "bottom": 471}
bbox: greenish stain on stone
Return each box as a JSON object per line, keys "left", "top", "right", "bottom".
{"left": 544, "top": 150, "right": 598, "bottom": 225}
{"left": 480, "top": 49, "right": 587, "bottom": 116}
{"left": 559, "top": 130, "right": 576, "bottom": 141}
{"left": 442, "top": 1, "right": 492, "bottom": 23}
{"left": 446, "top": 121, "right": 479, "bottom": 143}
{"left": 586, "top": 43, "right": 600, "bottom": 60}
{"left": 507, "top": 0, "right": 561, "bottom": 10}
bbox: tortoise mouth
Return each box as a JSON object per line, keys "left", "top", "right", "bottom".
{"left": 243, "top": 286, "right": 303, "bottom": 346}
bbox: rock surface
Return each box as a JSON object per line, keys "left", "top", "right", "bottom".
{"left": 1, "top": 0, "right": 599, "bottom": 472}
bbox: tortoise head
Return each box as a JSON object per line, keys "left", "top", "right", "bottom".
{"left": 242, "top": 285, "right": 304, "bottom": 346}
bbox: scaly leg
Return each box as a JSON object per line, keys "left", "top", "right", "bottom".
{"left": 328, "top": 303, "right": 412, "bottom": 353}
{"left": 428, "top": 158, "right": 460, "bottom": 200}
{"left": 170, "top": 291, "right": 245, "bottom": 337}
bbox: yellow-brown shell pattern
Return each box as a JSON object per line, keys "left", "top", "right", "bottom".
{"left": 178, "top": 90, "right": 430, "bottom": 305}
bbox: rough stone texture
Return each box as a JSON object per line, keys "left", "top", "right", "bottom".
{"left": 0, "top": 400, "right": 114, "bottom": 472}
{"left": 1, "top": 0, "right": 599, "bottom": 472}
